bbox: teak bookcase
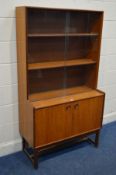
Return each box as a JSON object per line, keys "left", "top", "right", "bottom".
{"left": 16, "top": 6, "right": 105, "bottom": 169}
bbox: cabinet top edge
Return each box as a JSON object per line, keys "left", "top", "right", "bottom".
{"left": 31, "top": 89, "right": 105, "bottom": 109}
{"left": 16, "top": 6, "right": 104, "bottom": 13}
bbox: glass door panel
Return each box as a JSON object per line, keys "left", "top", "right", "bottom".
{"left": 27, "top": 9, "right": 67, "bottom": 101}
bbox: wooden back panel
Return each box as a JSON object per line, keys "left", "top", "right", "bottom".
{"left": 28, "top": 66, "right": 89, "bottom": 95}
{"left": 27, "top": 8, "right": 66, "bottom": 34}
{"left": 28, "top": 37, "right": 65, "bottom": 63}
{"left": 69, "top": 11, "right": 103, "bottom": 34}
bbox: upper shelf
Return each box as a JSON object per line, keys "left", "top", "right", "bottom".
{"left": 28, "top": 59, "right": 96, "bottom": 70}
{"left": 28, "top": 33, "right": 99, "bottom": 38}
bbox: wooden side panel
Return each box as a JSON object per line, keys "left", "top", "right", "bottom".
{"left": 16, "top": 7, "right": 34, "bottom": 146}
{"left": 34, "top": 103, "right": 72, "bottom": 147}
{"left": 72, "top": 96, "right": 104, "bottom": 135}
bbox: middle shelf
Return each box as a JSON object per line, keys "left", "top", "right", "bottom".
{"left": 27, "top": 33, "right": 99, "bottom": 38}
{"left": 28, "top": 59, "right": 96, "bottom": 70}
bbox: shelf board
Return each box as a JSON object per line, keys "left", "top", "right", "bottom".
{"left": 29, "top": 86, "right": 92, "bottom": 102}
{"left": 28, "top": 59, "right": 96, "bottom": 70}
{"left": 29, "top": 86, "right": 103, "bottom": 108}
{"left": 28, "top": 33, "right": 98, "bottom": 38}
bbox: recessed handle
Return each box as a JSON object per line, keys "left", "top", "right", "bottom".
{"left": 74, "top": 104, "right": 79, "bottom": 109}
{"left": 66, "top": 105, "right": 71, "bottom": 110}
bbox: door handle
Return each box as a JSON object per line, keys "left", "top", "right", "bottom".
{"left": 74, "top": 104, "right": 79, "bottom": 109}
{"left": 66, "top": 105, "right": 71, "bottom": 110}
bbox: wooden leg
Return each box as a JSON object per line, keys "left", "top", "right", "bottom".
{"left": 22, "top": 138, "right": 25, "bottom": 150}
{"left": 22, "top": 138, "right": 39, "bottom": 169}
{"left": 33, "top": 149, "right": 38, "bottom": 169}
{"left": 95, "top": 130, "right": 100, "bottom": 147}
{"left": 22, "top": 131, "right": 100, "bottom": 169}
{"left": 22, "top": 138, "right": 28, "bottom": 150}
{"left": 87, "top": 130, "right": 100, "bottom": 147}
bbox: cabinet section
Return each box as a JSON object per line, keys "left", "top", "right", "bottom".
{"left": 35, "top": 95, "right": 104, "bottom": 147}
{"left": 72, "top": 96, "right": 104, "bottom": 135}
{"left": 35, "top": 103, "right": 72, "bottom": 147}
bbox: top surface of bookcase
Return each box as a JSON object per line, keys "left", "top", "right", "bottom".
{"left": 17, "top": 6, "right": 104, "bottom": 13}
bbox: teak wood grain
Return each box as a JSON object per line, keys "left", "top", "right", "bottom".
{"left": 34, "top": 95, "right": 104, "bottom": 147}
{"left": 72, "top": 96, "right": 104, "bottom": 135}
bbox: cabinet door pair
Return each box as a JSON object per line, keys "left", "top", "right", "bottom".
{"left": 35, "top": 96, "right": 104, "bottom": 147}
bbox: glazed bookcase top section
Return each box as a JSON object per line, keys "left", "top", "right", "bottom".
{"left": 18, "top": 6, "right": 103, "bottom": 102}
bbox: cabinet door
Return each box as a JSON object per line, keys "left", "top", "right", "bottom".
{"left": 72, "top": 96, "right": 104, "bottom": 135}
{"left": 35, "top": 103, "right": 72, "bottom": 147}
